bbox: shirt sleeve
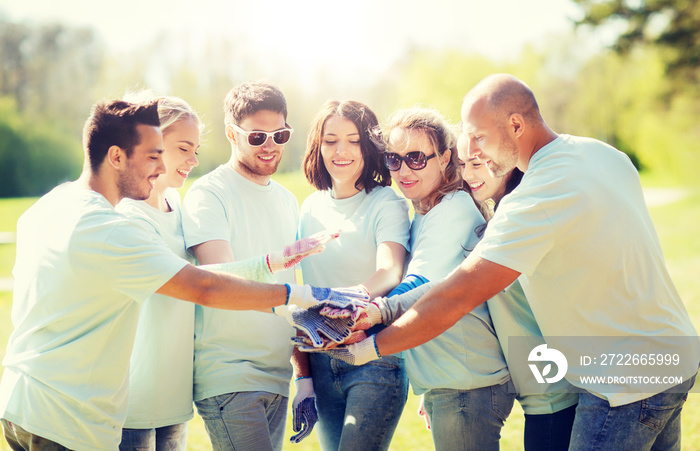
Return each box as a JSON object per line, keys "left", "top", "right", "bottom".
{"left": 76, "top": 219, "right": 188, "bottom": 303}
{"left": 473, "top": 193, "right": 555, "bottom": 277}
{"left": 181, "top": 183, "right": 231, "bottom": 249}
{"left": 374, "top": 189, "right": 411, "bottom": 250}
{"left": 407, "top": 194, "right": 484, "bottom": 281}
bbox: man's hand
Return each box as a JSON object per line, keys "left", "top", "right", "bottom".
{"left": 266, "top": 230, "right": 340, "bottom": 273}
{"left": 294, "top": 335, "right": 381, "bottom": 366}
{"left": 290, "top": 378, "right": 318, "bottom": 444}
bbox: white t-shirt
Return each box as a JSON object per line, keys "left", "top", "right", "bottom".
{"left": 402, "top": 191, "right": 510, "bottom": 394}
{"left": 0, "top": 183, "right": 187, "bottom": 450}
{"left": 182, "top": 165, "right": 298, "bottom": 401}
{"left": 474, "top": 134, "right": 700, "bottom": 406}
{"left": 116, "top": 189, "right": 195, "bottom": 429}
{"left": 298, "top": 186, "right": 410, "bottom": 287}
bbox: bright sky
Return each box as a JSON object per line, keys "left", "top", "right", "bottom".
{"left": 0, "top": 0, "right": 591, "bottom": 86}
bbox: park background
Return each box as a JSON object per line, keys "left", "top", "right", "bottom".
{"left": 0, "top": 0, "right": 699, "bottom": 449}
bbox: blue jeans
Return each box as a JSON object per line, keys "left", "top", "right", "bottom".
{"left": 194, "top": 391, "right": 288, "bottom": 451}
{"left": 569, "top": 374, "right": 696, "bottom": 451}
{"left": 523, "top": 404, "right": 577, "bottom": 451}
{"left": 2, "top": 419, "right": 68, "bottom": 451}
{"left": 119, "top": 423, "right": 188, "bottom": 451}
{"left": 423, "top": 380, "right": 516, "bottom": 451}
{"left": 310, "top": 353, "right": 408, "bottom": 451}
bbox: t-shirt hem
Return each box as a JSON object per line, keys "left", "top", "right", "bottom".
{"left": 123, "top": 412, "right": 194, "bottom": 429}
{"left": 0, "top": 412, "right": 114, "bottom": 451}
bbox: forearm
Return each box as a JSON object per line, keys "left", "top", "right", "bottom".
{"left": 158, "top": 264, "right": 288, "bottom": 310}
{"left": 374, "top": 256, "right": 519, "bottom": 355}
{"left": 200, "top": 256, "right": 275, "bottom": 284}
{"left": 291, "top": 340, "right": 312, "bottom": 379}
{"left": 373, "top": 281, "right": 436, "bottom": 324}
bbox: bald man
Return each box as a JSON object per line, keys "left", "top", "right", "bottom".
{"left": 314, "top": 74, "right": 700, "bottom": 450}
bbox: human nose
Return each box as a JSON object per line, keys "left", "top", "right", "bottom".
{"left": 156, "top": 157, "right": 166, "bottom": 175}
{"left": 398, "top": 158, "right": 412, "bottom": 176}
{"left": 467, "top": 137, "right": 481, "bottom": 159}
{"left": 189, "top": 153, "right": 199, "bottom": 167}
{"left": 261, "top": 135, "right": 276, "bottom": 150}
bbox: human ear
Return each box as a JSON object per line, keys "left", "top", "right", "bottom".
{"left": 225, "top": 125, "right": 238, "bottom": 145}
{"left": 509, "top": 114, "right": 525, "bottom": 138}
{"left": 440, "top": 148, "right": 452, "bottom": 169}
{"left": 107, "top": 145, "right": 125, "bottom": 169}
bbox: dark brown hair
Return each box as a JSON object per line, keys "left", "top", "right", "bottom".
{"left": 303, "top": 100, "right": 390, "bottom": 193}
{"left": 224, "top": 81, "right": 287, "bottom": 125}
{"left": 82, "top": 99, "right": 160, "bottom": 172}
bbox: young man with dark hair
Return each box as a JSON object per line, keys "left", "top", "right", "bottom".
{"left": 0, "top": 98, "right": 353, "bottom": 451}
{"left": 182, "top": 81, "right": 301, "bottom": 451}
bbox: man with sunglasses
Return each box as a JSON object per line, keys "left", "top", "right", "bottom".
{"left": 182, "top": 81, "right": 301, "bottom": 451}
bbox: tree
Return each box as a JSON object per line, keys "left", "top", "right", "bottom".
{"left": 573, "top": 0, "right": 700, "bottom": 84}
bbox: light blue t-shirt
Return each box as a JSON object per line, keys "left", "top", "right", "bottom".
{"left": 474, "top": 134, "right": 700, "bottom": 406}
{"left": 487, "top": 280, "right": 579, "bottom": 415}
{"left": 182, "top": 165, "right": 298, "bottom": 401}
{"left": 299, "top": 186, "right": 410, "bottom": 287}
{"left": 401, "top": 191, "right": 510, "bottom": 394}
{"left": 0, "top": 183, "right": 188, "bottom": 451}
{"left": 116, "top": 189, "right": 195, "bottom": 429}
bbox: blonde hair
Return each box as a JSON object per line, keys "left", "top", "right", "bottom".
{"left": 123, "top": 90, "right": 204, "bottom": 135}
{"left": 385, "top": 107, "right": 465, "bottom": 214}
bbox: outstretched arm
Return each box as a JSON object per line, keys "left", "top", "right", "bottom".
{"left": 375, "top": 255, "right": 519, "bottom": 355}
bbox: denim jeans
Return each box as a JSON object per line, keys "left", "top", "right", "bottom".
{"left": 523, "top": 404, "right": 577, "bottom": 451}
{"left": 119, "top": 423, "right": 188, "bottom": 451}
{"left": 310, "top": 353, "right": 408, "bottom": 451}
{"left": 194, "top": 391, "right": 288, "bottom": 451}
{"left": 569, "top": 374, "right": 696, "bottom": 451}
{"left": 2, "top": 419, "right": 69, "bottom": 451}
{"left": 422, "top": 380, "right": 515, "bottom": 451}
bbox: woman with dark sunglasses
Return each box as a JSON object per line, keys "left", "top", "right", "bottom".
{"left": 382, "top": 107, "right": 515, "bottom": 451}
{"left": 295, "top": 100, "right": 411, "bottom": 451}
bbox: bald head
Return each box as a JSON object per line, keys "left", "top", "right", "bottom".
{"left": 462, "top": 74, "right": 540, "bottom": 124}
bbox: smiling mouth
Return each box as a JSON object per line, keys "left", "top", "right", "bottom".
{"left": 470, "top": 181, "right": 485, "bottom": 191}
{"left": 333, "top": 160, "right": 353, "bottom": 167}
{"left": 400, "top": 180, "right": 418, "bottom": 188}
{"left": 258, "top": 154, "right": 276, "bottom": 162}
{"left": 176, "top": 169, "right": 189, "bottom": 178}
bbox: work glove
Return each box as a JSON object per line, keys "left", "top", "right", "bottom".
{"left": 284, "top": 284, "right": 370, "bottom": 309}
{"left": 290, "top": 328, "right": 368, "bottom": 349}
{"left": 289, "top": 378, "right": 318, "bottom": 444}
{"left": 274, "top": 303, "right": 355, "bottom": 347}
{"left": 266, "top": 230, "right": 339, "bottom": 273}
{"left": 295, "top": 335, "right": 382, "bottom": 366}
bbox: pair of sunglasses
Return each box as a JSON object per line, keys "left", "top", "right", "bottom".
{"left": 384, "top": 151, "right": 436, "bottom": 171}
{"left": 229, "top": 123, "right": 294, "bottom": 147}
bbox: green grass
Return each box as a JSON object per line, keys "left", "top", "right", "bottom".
{"left": 0, "top": 178, "right": 698, "bottom": 450}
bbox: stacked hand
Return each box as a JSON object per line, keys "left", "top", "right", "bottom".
{"left": 266, "top": 230, "right": 340, "bottom": 273}
{"left": 276, "top": 284, "right": 371, "bottom": 347}
{"left": 288, "top": 296, "right": 386, "bottom": 366}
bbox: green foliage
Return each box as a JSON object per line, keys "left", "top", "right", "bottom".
{"left": 573, "top": 0, "right": 700, "bottom": 84}
{"left": 0, "top": 97, "right": 82, "bottom": 197}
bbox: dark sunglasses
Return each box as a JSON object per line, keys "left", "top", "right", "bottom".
{"left": 229, "top": 123, "right": 294, "bottom": 147}
{"left": 384, "top": 151, "right": 437, "bottom": 171}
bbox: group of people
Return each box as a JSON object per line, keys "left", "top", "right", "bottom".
{"left": 0, "top": 74, "right": 697, "bottom": 451}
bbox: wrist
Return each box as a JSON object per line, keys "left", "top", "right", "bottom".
{"left": 287, "top": 284, "right": 318, "bottom": 309}
{"left": 367, "top": 302, "right": 383, "bottom": 326}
